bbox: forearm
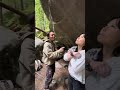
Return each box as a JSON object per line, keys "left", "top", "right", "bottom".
{"left": 48, "top": 50, "right": 63, "bottom": 59}
{"left": 43, "top": 44, "right": 63, "bottom": 60}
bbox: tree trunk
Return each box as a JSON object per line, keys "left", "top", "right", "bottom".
{"left": 35, "top": 27, "right": 47, "bottom": 35}
{"left": 13, "top": 0, "right": 17, "bottom": 9}
{"left": 20, "top": 0, "right": 24, "bottom": 10}
{"left": 0, "top": 0, "right": 3, "bottom": 25}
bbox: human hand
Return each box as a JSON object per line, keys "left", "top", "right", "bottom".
{"left": 68, "top": 50, "right": 72, "bottom": 54}
{"left": 58, "top": 47, "right": 65, "bottom": 53}
{"left": 67, "top": 53, "right": 73, "bottom": 61}
{"left": 72, "top": 52, "right": 81, "bottom": 59}
{"left": 90, "top": 61, "right": 111, "bottom": 77}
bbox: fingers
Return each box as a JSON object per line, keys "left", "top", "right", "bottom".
{"left": 67, "top": 53, "right": 73, "bottom": 60}
{"left": 102, "top": 63, "right": 111, "bottom": 77}
{"left": 58, "top": 47, "right": 65, "bottom": 52}
{"left": 94, "top": 62, "right": 111, "bottom": 77}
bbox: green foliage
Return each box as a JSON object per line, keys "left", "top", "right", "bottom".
{"left": 2, "top": 0, "right": 34, "bottom": 29}
{"left": 1, "top": 0, "right": 49, "bottom": 39}
{"left": 35, "top": 0, "right": 50, "bottom": 39}
{"left": 3, "top": 12, "right": 21, "bottom": 29}
{"left": 22, "top": 0, "right": 34, "bottom": 14}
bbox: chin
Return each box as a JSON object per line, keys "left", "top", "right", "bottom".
{"left": 52, "top": 38, "right": 55, "bottom": 41}
{"left": 97, "top": 37, "right": 104, "bottom": 45}
{"left": 97, "top": 34, "right": 103, "bottom": 41}
{"left": 75, "top": 41, "right": 78, "bottom": 44}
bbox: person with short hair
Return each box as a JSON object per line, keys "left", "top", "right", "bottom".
{"left": 42, "top": 31, "right": 65, "bottom": 90}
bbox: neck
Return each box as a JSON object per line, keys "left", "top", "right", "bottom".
{"left": 102, "top": 45, "right": 114, "bottom": 60}
{"left": 49, "top": 39, "right": 53, "bottom": 42}
{"left": 78, "top": 46, "right": 82, "bottom": 52}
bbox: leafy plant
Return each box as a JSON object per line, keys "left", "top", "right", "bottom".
{"left": 35, "top": 0, "right": 50, "bottom": 38}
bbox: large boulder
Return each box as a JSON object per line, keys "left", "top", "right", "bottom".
{"left": 35, "top": 37, "right": 43, "bottom": 47}
{"left": 40, "top": 0, "right": 120, "bottom": 49}
{"left": 35, "top": 37, "right": 44, "bottom": 60}
{"left": 40, "top": 0, "right": 85, "bottom": 46}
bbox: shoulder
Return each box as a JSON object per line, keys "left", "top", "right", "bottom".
{"left": 44, "top": 41, "right": 53, "bottom": 48}
{"left": 21, "top": 38, "right": 34, "bottom": 49}
{"left": 22, "top": 38, "right": 34, "bottom": 45}
{"left": 110, "top": 56, "right": 120, "bottom": 64}
{"left": 44, "top": 41, "right": 51, "bottom": 46}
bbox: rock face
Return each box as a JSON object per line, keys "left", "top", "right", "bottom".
{"left": 40, "top": 0, "right": 85, "bottom": 46}
{"left": 35, "top": 37, "right": 43, "bottom": 47}
{"left": 40, "top": 0, "right": 120, "bottom": 49}
{"left": 35, "top": 37, "right": 44, "bottom": 60}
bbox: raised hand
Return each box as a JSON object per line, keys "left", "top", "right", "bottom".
{"left": 58, "top": 47, "right": 65, "bottom": 53}
{"left": 90, "top": 60, "right": 111, "bottom": 77}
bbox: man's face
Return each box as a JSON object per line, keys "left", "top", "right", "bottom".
{"left": 49, "top": 32, "right": 55, "bottom": 41}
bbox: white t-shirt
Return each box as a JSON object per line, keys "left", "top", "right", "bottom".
{"left": 86, "top": 48, "right": 120, "bottom": 90}
{"left": 64, "top": 46, "right": 85, "bottom": 84}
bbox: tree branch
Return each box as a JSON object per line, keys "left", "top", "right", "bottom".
{"left": 35, "top": 27, "right": 47, "bottom": 35}
{"left": 0, "top": 1, "right": 27, "bottom": 17}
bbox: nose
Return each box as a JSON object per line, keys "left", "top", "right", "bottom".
{"left": 77, "top": 37, "right": 80, "bottom": 40}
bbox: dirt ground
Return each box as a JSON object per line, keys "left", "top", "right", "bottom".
{"left": 35, "top": 60, "right": 69, "bottom": 90}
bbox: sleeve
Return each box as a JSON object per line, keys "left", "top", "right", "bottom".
{"left": 63, "top": 52, "right": 69, "bottom": 61}
{"left": 43, "top": 42, "right": 63, "bottom": 60}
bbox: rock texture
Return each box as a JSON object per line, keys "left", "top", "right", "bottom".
{"left": 40, "top": 0, "right": 120, "bottom": 50}
{"left": 40, "top": 0, "right": 85, "bottom": 46}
